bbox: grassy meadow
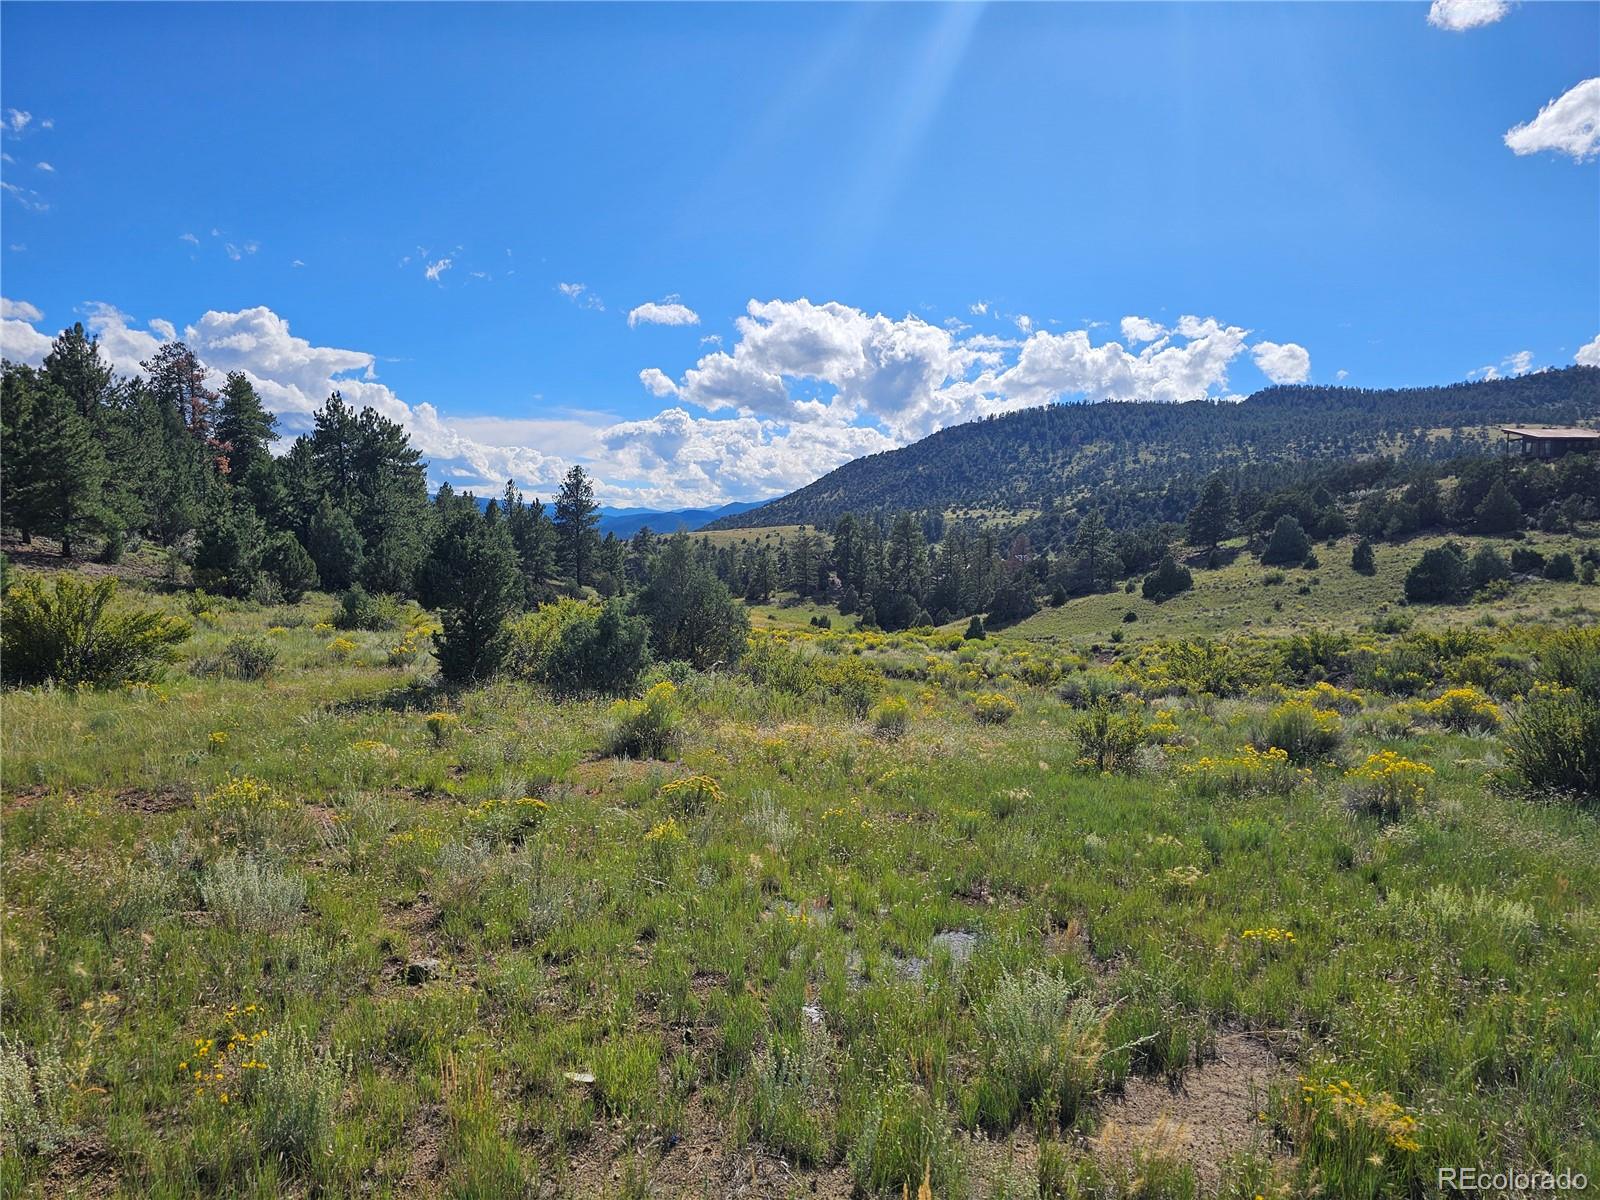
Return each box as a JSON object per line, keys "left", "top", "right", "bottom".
{"left": 3, "top": 547, "right": 1599, "bottom": 1199}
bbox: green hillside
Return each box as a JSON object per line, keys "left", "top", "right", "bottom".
{"left": 708, "top": 368, "right": 1600, "bottom": 531}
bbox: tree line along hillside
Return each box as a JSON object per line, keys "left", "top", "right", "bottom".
{"left": 705, "top": 367, "right": 1600, "bottom": 532}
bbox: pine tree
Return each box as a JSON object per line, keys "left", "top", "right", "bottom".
{"left": 8, "top": 375, "right": 113, "bottom": 557}
{"left": 1186, "top": 475, "right": 1233, "bottom": 550}
{"left": 306, "top": 495, "right": 365, "bottom": 591}
{"left": 429, "top": 517, "right": 524, "bottom": 683}
{"left": 633, "top": 533, "right": 749, "bottom": 669}
{"left": 1351, "top": 538, "right": 1377, "bottom": 576}
{"left": 1261, "top": 515, "right": 1312, "bottom": 566}
{"left": 1473, "top": 478, "right": 1524, "bottom": 535}
{"left": 554, "top": 465, "right": 599, "bottom": 589}
{"left": 142, "top": 342, "right": 221, "bottom": 465}
{"left": 193, "top": 491, "right": 268, "bottom": 597}
{"left": 788, "top": 527, "right": 816, "bottom": 596}
{"left": 263, "top": 532, "right": 319, "bottom": 602}
{"left": 215, "top": 371, "right": 281, "bottom": 516}
{"left": 1066, "top": 509, "right": 1117, "bottom": 593}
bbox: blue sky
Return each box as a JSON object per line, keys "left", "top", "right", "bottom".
{"left": 2, "top": 1, "right": 1597, "bottom": 507}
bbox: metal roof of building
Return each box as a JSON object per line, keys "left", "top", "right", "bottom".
{"left": 1500, "top": 426, "right": 1600, "bottom": 439}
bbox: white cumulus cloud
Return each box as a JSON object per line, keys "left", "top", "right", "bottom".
{"left": 1251, "top": 340, "right": 1312, "bottom": 384}
{"left": 1577, "top": 334, "right": 1600, "bottom": 367}
{"left": 1427, "top": 0, "right": 1511, "bottom": 31}
{"left": 1, "top": 295, "right": 1324, "bottom": 509}
{"left": 425, "top": 257, "right": 452, "bottom": 283}
{"left": 1504, "top": 78, "right": 1600, "bottom": 162}
{"left": 1, "top": 297, "right": 43, "bottom": 321}
{"left": 1119, "top": 316, "right": 1166, "bottom": 345}
{"left": 628, "top": 300, "right": 700, "bottom": 328}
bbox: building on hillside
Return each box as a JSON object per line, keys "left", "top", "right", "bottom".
{"left": 1500, "top": 426, "right": 1600, "bottom": 459}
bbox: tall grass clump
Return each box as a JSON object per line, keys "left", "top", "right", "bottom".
{"left": 752, "top": 1021, "right": 835, "bottom": 1165}
{"left": 1504, "top": 628, "right": 1600, "bottom": 802}
{"left": 0, "top": 574, "right": 190, "bottom": 687}
{"left": 200, "top": 856, "right": 307, "bottom": 932}
{"left": 975, "top": 968, "right": 1107, "bottom": 1132}
{"left": 847, "top": 1081, "right": 962, "bottom": 1197}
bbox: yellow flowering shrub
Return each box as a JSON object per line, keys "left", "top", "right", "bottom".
{"left": 326, "top": 636, "right": 357, "bottom": 661}
{"left": 605, "top": 681, "right": 681, "bottom": 759}
{"left": 179, "top": 1003, "right": 271, "bottom": 1105}
{"left": 1419, "top": 686, "right": 1501, "bottom": 733}
{"left": 973, "top": 692, "right": 1019, "bottom": 725}
{"left": 1294, "top": 681, "right": 1365, "bottom": 714}
{"left": 1343, "top": 750, "right": 1434, "bottom": 818}
{"left": 1178, "top": 744, "right": 1307, "bottom": 798}
{"left": 659, "top": 774, "right": 725, "bottom": 816}
{"left": 424, "top": 711, "right": 460, "bottom": 743}
{"left": 197, "top": 775, "right": 296, "bottom": 849}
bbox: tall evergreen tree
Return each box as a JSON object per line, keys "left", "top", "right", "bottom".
{"left": 214, "top": 371, "right": 280, "bottom": 512}
{"left": 554, "top": 465, "right": 599, "bottom": 589}
{"left": 142, "top": 342, "right": 220, "bottom": 464}
{"left": 428, "top": 514, "right": 524, "bottom": 683}
{"left": 1186, "top": 475, "right": 1234, "bottom": 550}
{"left": 7, "top": 374, "right": 113, "bottom": 557}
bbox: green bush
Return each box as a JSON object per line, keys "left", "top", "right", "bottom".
{"left": 332, "top": 584, "right": 402, "bottom": 632}
{"left": 1140, "top": 554, "right": 1193, "bottom": 602}
{"left": 507, "top": 597, "right": 649, "bottom": 695}
{"left": 0, "top": 574, "right": 190, "bottom": 687}
{"left": 1467, "top": 545, "right": 1511, "bottom": 590}
{"left": 220, "top": 635, "right": 278, "bottom": 681}
{"left": 1254, "top": 700, "right": 1343, "bottom": 765}
{"left": 1404, "top": 543, "right": 1470, "bottom": 604}
{"left": 1071, "top": 698, "right": 1144, "bottom": 772}
{"left": 741, "top": 636, "right": 821, "bottom": 696}
{"left": 1350, "top": 538, "right": 1377, "bottom": 576}
{"left": 1542, "top": 552, "right": 1577, "bottom": 582}
{"left": 1504, "top": 690, "right": 1598, "bottom": 802}
{"left": 604, "top": 680, "right": 681, "bottom": 759}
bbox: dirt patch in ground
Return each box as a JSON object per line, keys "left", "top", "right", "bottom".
{"left": 1093, "top": 1031, "right": 1286, "bottom": 1188}
{"left": 964, "top": 1127, "right": 1043, "bottom": 1196}
{"left": 35, "top": 1136, "right": 119, "bottom": 1199}
{"left": 555, "top": 1097, "right": 854, "bottom": 1200}
{"left": 398, "top": 1103, "right": 447, "bottom": 1195}
{"left": 2, "top": 785, "right": 193, "bottom": 816}
{"left": 118, "top": 786, "right": 194, "bottom": 814}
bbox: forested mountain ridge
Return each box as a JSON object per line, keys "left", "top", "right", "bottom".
{"left": 708, "top": 367, "right": 1600, "bottom": 530}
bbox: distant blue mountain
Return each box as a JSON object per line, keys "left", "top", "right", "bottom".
{"left": 454, "top": 494, "right": 769, "bottom": 538}
{"left": 595, "top": 500, "right": 767, "bottom": 538}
